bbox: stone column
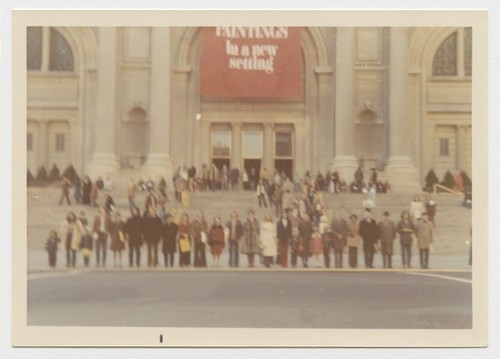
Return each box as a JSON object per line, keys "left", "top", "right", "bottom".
{"left": 142, "top": 27, "right": 174, "bottom": 181}
{"left": 231, "top": 122, "right": 242, "bottom": 170}
{"left": 332, "top": 27, "right": 358, "bottom": 182}
{"left": 385, "top": 27, "right": 419, "bottom": 191}
{"left": 38, "top": 120, "right": 49, "bottom": 170}
{"left": 315, "top": 66, "right": 334, "bottom": 173}
{"left": 87, "top": 27, "right": 118, "bottom": 179}
{"left": 263, "top": 122, "right": 274, "bottom": 172}
{"left": 457, "top": 125, "right": 466, "bottom": 171}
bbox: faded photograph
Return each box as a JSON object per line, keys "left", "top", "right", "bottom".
{"left": 19, "top": 18, "right": 483, "bottom": 346}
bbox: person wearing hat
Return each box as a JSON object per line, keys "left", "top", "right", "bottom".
{"left": 378, "top": 211, "right": 397, "bottom": 269}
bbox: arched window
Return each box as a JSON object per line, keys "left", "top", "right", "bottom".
{"left": 26, "top": 27, "right": 74, "bottom": 72}
{"left": 432, "top": 28, "right": 472, "bottom": 77}
{"left": 49, "top": 28, "right": 74, "bottom": 71}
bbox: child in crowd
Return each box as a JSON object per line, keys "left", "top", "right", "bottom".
{"left": 45, "top": 230, "right": 61, "bottom": 268}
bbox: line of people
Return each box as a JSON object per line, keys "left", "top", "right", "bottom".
{"left": 46, "top": 204, "right": 434, "bottom": 270}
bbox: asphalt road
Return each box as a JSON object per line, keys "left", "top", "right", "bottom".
{"left": 27, "top": 270, "right": 472, "bottom": 329}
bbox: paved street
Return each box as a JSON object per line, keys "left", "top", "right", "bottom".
{"left": 28, "top": 270, "right": 472, "bottom": 329}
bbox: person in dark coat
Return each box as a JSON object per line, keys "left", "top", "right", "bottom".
{"left": 359, "top": 210, "right": 378, "bottom": 268}
{"left": 45, "top": 230, "right": 61, "bottom": 267}
{"left": 397, "top": 210, "right": 416, "bottom": 268}
{"left": 378, "top": 211, "right": 397, "bottom": 268}
{"left": 73, "top": 176, "right": 82, "bottom": 205}
{"left": 276, "top": 212, "right": 292, "bottom": 268}
{"left": 162, "top": 214, "right": 178, "bottom": 268}
{"left": 125, "top": 207, "right": 143, "bottom": 268}
{"left": 331, "top": 211, "right": 349, "bottom": 268}
{"left": 81, "top": 175, "right": 92, "bottom": 206}
{"left": 192, "top": 210, "right": 208, "bottom": 267}
{"left": 142, "top": 207, "right": 162, "bottom": 268}
{"left": 298, "top": 215, "right": 313, "bottom": 268}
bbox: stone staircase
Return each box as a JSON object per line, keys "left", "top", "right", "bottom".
{"left": 28, "top": 184, "right": 471, "bottom": 255}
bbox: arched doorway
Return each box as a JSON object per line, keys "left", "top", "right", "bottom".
{"left": 120, "top": 107, "right": 149, "bottom": 169}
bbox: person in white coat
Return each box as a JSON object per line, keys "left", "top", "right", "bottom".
{"left": 410, "top": 195, "right": 425, "bottom": 222}
{"left": 260, "top": 214, "right": 277, "bottom": 268}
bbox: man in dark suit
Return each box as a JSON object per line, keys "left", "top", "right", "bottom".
{"left": 359, "top": 209, "right": 378, "bottom": 268}
{"left": 277, "top": 212, "right": 292, "bottom": 268}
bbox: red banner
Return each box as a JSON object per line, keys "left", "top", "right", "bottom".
{"left": 201, "top": 27, "right": 302, "bottom": 98}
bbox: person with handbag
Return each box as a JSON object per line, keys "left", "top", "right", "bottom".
{"left": 177, "top": 213, "right": 193, "bottom": 267}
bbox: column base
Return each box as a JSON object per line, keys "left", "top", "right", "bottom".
{"left": 384, "top": 156, "right": 421, "bottom": 193}
{"left": 86, "top": 152, "right": 118, "bottom": 180}
{"left": 331, "top": 155, "right": 359, "bottom": 185}
{"left": 141, "top": 153, "right": 174, "bottom": 184}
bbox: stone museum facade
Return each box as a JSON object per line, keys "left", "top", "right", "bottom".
{"left": 26, "top": 27, "right": 472, "bottom": 190}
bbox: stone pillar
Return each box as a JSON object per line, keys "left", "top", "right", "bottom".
{"left": 263, "top": 123, "right": 274, "bottom": 172}
{"left": 38, "top": 120, "right": 49, "bottom": 170}
{"left": 315, "top": 66, "right": 334, "bottom": 173}
{"left": 457, "top": 125, "right": 466, "bottom": 171}
{"left": 142, "top": 27, "right": 174, "bottom": 181}
{"left": 332, "top": 27, "right": 358, "bottom": 182}
{"left": 231, "top": 122, "right": 242, "bottom": 170}
{"left": 385, "top": 27, "right": 419, "bottom": 192}
{"left": 87, "top": 27, "right": 118, "bottom": 179}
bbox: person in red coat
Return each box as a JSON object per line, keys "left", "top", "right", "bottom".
{"left": 208, "top": 217, "right": 225, "bottom": 268}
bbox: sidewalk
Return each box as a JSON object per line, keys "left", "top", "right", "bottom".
{"left": 28, "top": 249, "right": 471, "bottom": 272}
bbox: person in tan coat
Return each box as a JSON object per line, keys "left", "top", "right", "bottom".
{"left": 415, "top": 213, "right": 434, "bottom": 269}
{"left": 60, "top": 212, "right": 85, "bottom": 268}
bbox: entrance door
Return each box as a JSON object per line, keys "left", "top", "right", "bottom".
{"left": 243, "top": 130, "right": 263, "bottom": 190}
{"left": 274, "top": 129, "right": 294, "bottom": 180}
{"left": 212, "top": 158, "right": 230, "bottom": 172}
{"left": 275, "top": 159, "right": 293, "bottom": 180}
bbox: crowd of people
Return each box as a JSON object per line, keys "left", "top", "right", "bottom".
{"left": 46, "top": 165, "right": 439, "bottom": 270}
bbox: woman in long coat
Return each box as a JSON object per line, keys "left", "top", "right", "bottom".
{"left": 177, "top": 213, "right": 193, "bottom": 267}
{"left": 415, "top": 213, "right": 434, "bottom": 269}
{"left": 110, "top": 212, "right": 126, "bottom": 268}
{"left": 60, "top": 212, "right": 85, "bottom": 268}
{"left": 259, "top": 214, "right": 277, "bottom": 268}
{"left": 241, "top": 210, "right": 260, "bottom": 268}
{"left": 125, "top": 207, "right": 143, "bottom": 268}
{"left": 162, "top": 214, "right": 178, "bottom": 268}
{"left": 346, "top": 214, "right": 360, "bottom": 268}
{"left": 208, "top": 217, "right": 225, "bottom": 267}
